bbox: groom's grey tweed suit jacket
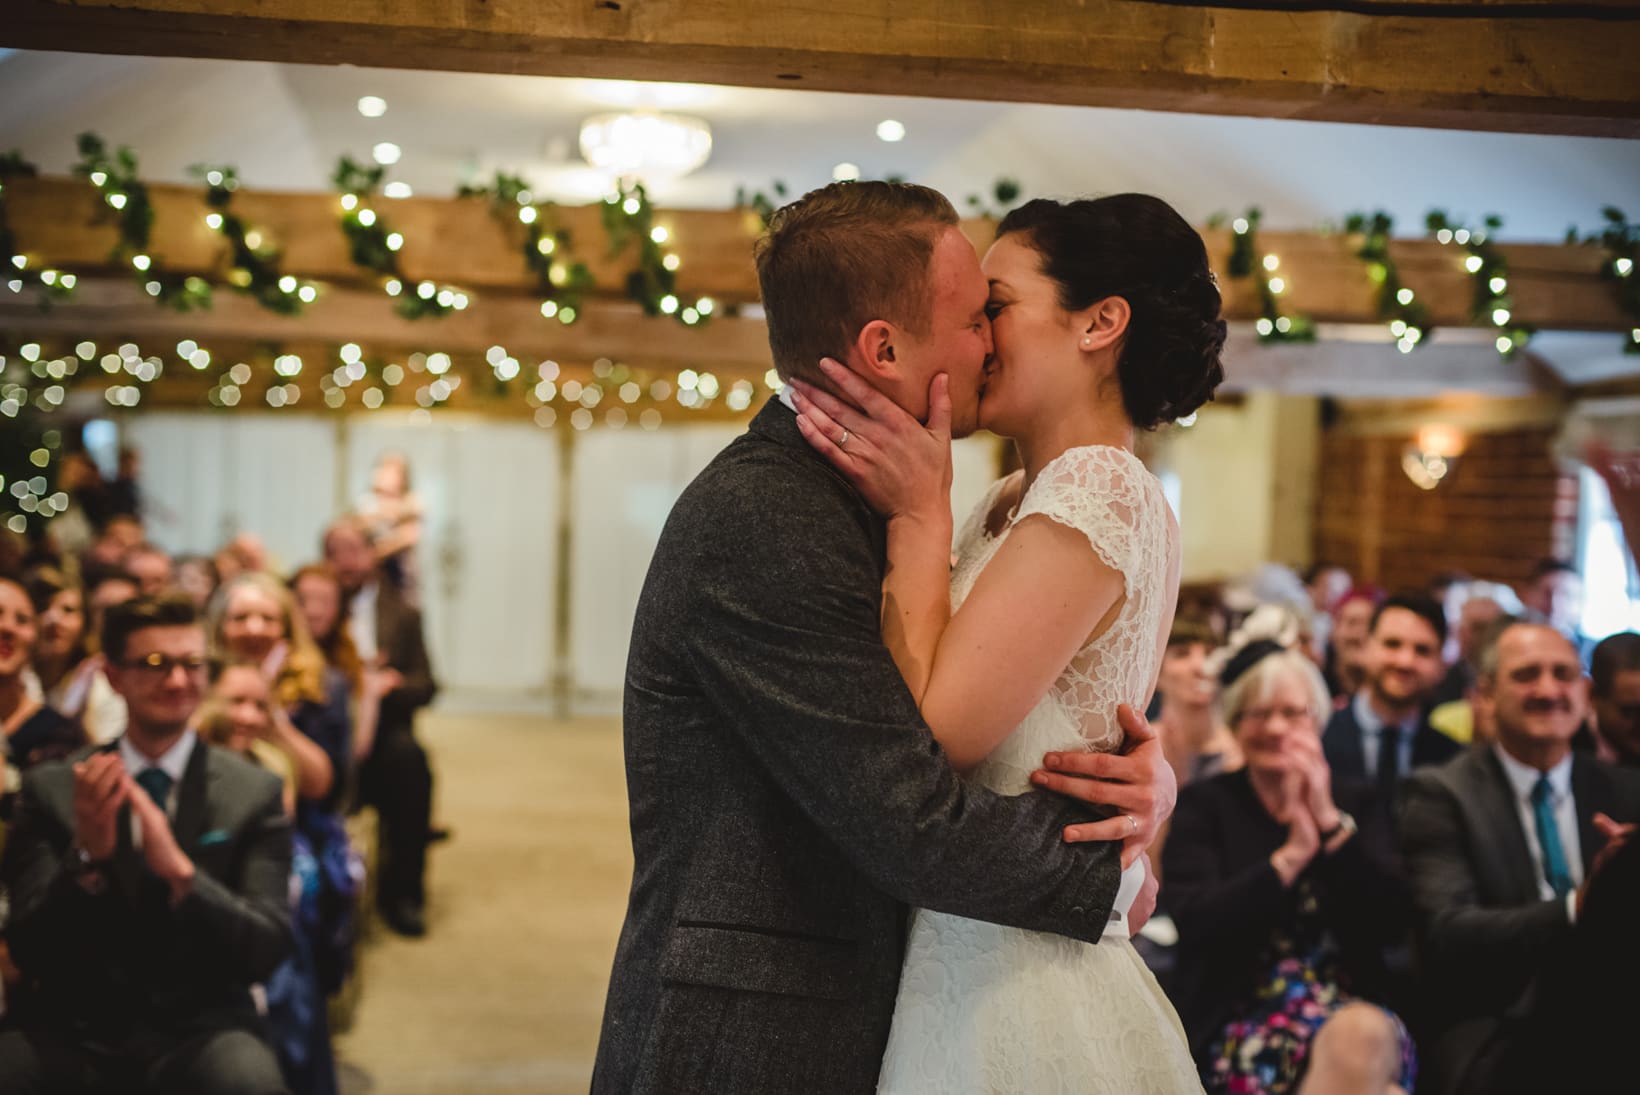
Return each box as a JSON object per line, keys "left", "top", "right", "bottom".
{"left": 591, "top": 399, "right": 1123, "bottom": 1095}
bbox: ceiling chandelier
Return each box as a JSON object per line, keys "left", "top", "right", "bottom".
{"left": 579, "top": 111, "right": 713, "bottom": 182}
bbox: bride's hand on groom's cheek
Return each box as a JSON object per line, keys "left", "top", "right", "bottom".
{"left": 1029, "top": 704, "right": 1177, "bottom": 868}
{"left": 789, "top": 359, "right": 952, "bottom": 521}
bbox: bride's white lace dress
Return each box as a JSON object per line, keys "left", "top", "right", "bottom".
{"left": 877, "top": 445, "right": 1202, "bottom": 1094}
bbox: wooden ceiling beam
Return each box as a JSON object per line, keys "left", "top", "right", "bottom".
{"left": 4, "top": 177, "right": 1630, "bottom": 338}
{"left": 2, "top": 0, "right": 1637, "bottom": 136}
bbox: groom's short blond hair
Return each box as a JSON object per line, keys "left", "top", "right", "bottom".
{"left": 754, "top": 181, "right": 958, "bottom": 386}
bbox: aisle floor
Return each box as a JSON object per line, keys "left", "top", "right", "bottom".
{"left": 335, "top": 712, "right": 632, "bottom": 1095}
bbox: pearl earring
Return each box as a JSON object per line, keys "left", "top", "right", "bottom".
{"left": 1080, "top": 337, "right": 1092, "bottom": 348}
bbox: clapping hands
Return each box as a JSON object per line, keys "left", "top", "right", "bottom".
{"left": 1268, "top": 732, "right": 1344, "bottom": 886}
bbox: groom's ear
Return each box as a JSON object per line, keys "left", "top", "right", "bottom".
{"left": 854, "top": 319, "right": 900, "bottom": 381}
{"left": 1079, "top": 296, "right": 1131, "bottom": 354}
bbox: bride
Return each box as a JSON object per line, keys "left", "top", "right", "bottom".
{"left": 789, "top": 193, "right": 1224, "bottom": 1093}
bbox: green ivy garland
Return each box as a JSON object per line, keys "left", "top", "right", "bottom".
{"left": 192, "top": 164, "right": 317, "bottom": 315}
{"left": 1426, "top": 211, "right": 1532, "bottom": 357}
{"left": 72, "top": 133, "right": 212, "bottom": 311}
{"left": 2, "top": 152, "right": 77, "bottom": 306}
{"left": 1218, "top": 208, "right": 1315, "bottom": 343}
{"left": 735, "top": 180, "right": 789, "bottom": 230}
{"left": 458, "top": 171, "right": 594, "bottom": 325}
{"left": 333, "top": 156, "right": 463, "bottom": 320}
{"left": 601, "top": 180, "right": 714, "bottom": 326}
{"left": 1344, "top": 210, "right": 1431, "bottom": 353}
{"left": 966, "top": 177, "right": 1022, "bottom": 221}
{"left": 1567, "top": 207, "right": 1640, "bottom": 355}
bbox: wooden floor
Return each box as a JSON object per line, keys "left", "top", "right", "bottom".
{"left": 335, "top": 711, "right": 632, "bottom": 1095}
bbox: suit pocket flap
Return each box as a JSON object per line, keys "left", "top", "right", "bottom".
{"left": 660, "top": 922, "right": 861, "bottom": 1001}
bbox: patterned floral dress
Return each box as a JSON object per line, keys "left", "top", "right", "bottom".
{"left": 1205, "top": 876, "right": 1416, "bottom": 1095}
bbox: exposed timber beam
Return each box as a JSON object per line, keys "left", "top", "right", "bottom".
{"left": 3, "top": 177, "right": 1631, "bottom": 335}
{"left": 1, "top": 0, "right": 1637, "bottom": 137}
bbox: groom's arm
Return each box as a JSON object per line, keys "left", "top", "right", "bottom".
{"left": 680, "top": 461, "right": 1121, "bottom": 943}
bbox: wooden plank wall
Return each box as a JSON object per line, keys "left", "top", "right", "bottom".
{"left": 1314, "top": 425, "right": 1580, "bottom": 593}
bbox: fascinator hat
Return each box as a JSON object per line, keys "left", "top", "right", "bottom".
{"left": 1206, "top": 603, "right": 1305, "bottom": 690}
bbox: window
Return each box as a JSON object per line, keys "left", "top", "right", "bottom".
{"left": 1578, "top": 467, "right": 1640, "bottom": 640}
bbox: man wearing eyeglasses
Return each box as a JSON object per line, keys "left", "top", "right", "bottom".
{"left": 0, "top": 593, "right": 293, "bottom": 1095}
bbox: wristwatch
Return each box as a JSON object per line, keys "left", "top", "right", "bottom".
{"left": 1319, "top": 812, "right": 1357, "bottom": 845}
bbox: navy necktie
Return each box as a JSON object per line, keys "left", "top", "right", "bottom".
{"left": 1375, "top": 723, "right": 1402, "bottom": 794}
{"left": 1530, "top": 775, "right": 1574, "bottom": 899}
{"left": 135, "top": 767, "right": 174, "bottom": 812}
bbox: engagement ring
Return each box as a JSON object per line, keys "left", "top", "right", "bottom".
{"left": 838, "top": 428, "right": 851, "bottom": 450}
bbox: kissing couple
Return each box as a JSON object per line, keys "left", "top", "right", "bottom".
{"left": 594, "top": 181, "right": 1226, "bottom": 1093}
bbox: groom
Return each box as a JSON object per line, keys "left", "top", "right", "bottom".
{"left": 592, "top": 182, "right": 1173, "bottom": 1094}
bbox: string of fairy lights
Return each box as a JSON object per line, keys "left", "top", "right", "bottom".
{"left": 0, "top": 134, "right": 1635, "bottom": 439}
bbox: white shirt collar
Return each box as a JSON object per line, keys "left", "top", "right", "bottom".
{"left": 119, "top": 729, "right": 198, "bottom": 785}
{"left": 776, "top": 385, "right": 797, "bottom": 414}
{"left": 1494, "top": 742, "right": 1574, "bottom": 804}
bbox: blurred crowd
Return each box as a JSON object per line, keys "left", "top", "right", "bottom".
{"left": 1137, "top": 450, "right": 1640, "bottom": 1095}
{"left": 0, "top": 439, "right": 1635, "bottom": 1095}
{"left": 0, "top": 451, "right": 437, "bottom": 1095}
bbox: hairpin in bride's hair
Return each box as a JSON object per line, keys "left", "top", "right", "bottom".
{"left": 1205, "top": 603, "right": 1303, "bottom": 689}
{"left": 1207, "top": 270, "right": 1220, "bottom": 288}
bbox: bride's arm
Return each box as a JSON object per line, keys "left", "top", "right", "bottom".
{"left": 915, "top": 516, "right": 1124, "bottom": 769}
{"left": 791, "top": 365, "right": 1124, "bottom": 770}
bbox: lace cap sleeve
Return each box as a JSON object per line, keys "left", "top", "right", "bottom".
{"left": 1011, "top": 447, "right": 1151, "bottom": 578}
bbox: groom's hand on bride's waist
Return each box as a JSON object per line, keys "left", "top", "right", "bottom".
{"left": 1028, "top": 703, "right": 1177, "bottom": 869}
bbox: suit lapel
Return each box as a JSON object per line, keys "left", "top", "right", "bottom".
{"left": 1571, "top": 754, "right": 1607, "bottom": 876}
{"left": 1475, "top": 750, "right": 1543, "bottom": 903}
{"left": 172, "top": 738, "right": 210, "bottom": 852}
{"left": 1329, "top": 710, "right": 1367, "bottom": 783}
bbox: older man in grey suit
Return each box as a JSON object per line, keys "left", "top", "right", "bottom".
{"left": 592, "top": 182, "right": 1174, "bottom": 1094}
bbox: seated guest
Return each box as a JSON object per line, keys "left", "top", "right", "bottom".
{"left": 207, "top": 574, "right": 343, "bottom": 812}
{"left": 0, "top": 594, "right": 292, "bottom": 1094}
{"left": 81, "top": 514, "right": 144, "bottom": 575}
{"left": 324, "top": 517, "right": 438, "bottom": 938}
{"left": 1322, "top": 587, "right": 1381, "bottom": 702}
{"left": 1429, "top": 582, "right": 1517, "bottom": 709}
{"left": 197, "top": 661, "right": 300, "bottom": 813}
{"left": 1323, "top": 593, "right": 1460, "bottom": 805}
{"left": 24, "top": 566, "right": 127, "bottom": 744}
{"left": 1, "top": 573, "right": 85, "bottom": 810}
{"left": 124, "top": 544, "right": 175, "bottom": 598}
{"left": 209, "top": 573, "right": 357, "bottom": 1004}
{"left": 1590, "top": 632, "right": 1640, "bottom": 768}
{"left": 1304, "top": 563, "right": 1353, "bottom": 663}
{"left": 174, "top": 554, "right": 220, "bottom": 612}
{"left": 1166, "top": 633, "right": 1418, "bottom": 1095}
{"left": 198, "top": 661, "right": 337, "bottom": 1095}
{"left": 1156, "top": 615, "right": 1242, "bottom": 789}
{"left": 1517, "top": 558, "right": 1593, "bottom": 662}
{"left": 1397, "top": 622, "right": 1640, "bottom": 1095}
{"left": 291, "top": 563, "right": 385, "bottom": 764}
{"left": 84, "top": 566, "right": 140, "bottom": 645}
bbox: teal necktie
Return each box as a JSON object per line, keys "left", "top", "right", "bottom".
{"left": 1530, "top": 775, "right": 1574, "bottom": 899}
{"left": 135, "top": 767, "right": 174, "bottom": 812}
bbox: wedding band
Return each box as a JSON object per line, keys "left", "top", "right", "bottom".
{"left": 1127, "top": 814, "right": 1138, "bottom": 835}
{"left": 838, "top": 428, "right": 851, "bottom": 450}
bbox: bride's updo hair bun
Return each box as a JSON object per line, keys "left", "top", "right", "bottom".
{"left": 996, "top": 194, "right": 1227, "bottom": 429}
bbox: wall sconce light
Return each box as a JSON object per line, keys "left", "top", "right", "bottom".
{"left": 1403, "top": 423, "right": 1466, "bottom": 490}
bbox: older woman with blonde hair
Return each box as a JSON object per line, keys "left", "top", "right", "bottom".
{"left": 1163, "top": 608, "right": 1418, "bottom": 1095}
